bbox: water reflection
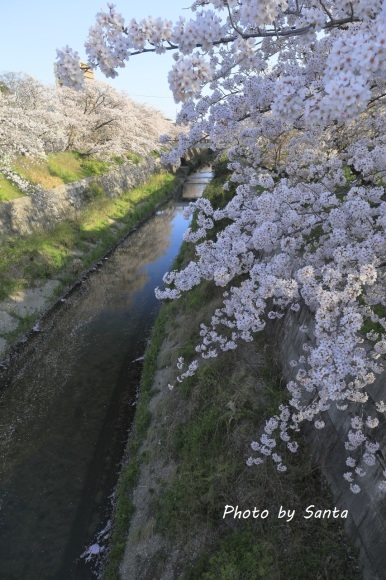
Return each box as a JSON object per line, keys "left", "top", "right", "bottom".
{"left": 182, "top": 166, "right": 213, "bottom": 199}
{"left": 0, "top": 201, "right": 190, "bottom": 579}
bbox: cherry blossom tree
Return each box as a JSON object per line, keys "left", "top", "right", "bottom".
{"left": 56, "top": 1, "right": 386, "bottom": 493}
{"left": 0, "top": 73, "right": 64, "bottom": 192}
{"left": 56, "top": 80, "right": 175, "bottom": 157}
{"left": 0, "top": 73, "right": 63, "bottom": 159}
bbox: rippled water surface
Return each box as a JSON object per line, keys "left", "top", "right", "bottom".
{"left": 0, "top": 199, "right": 196, "bottom": 579}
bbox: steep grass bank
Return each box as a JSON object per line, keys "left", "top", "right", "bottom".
{"left": 0, "top": 150, "right": 144, "bottom": 202}
{"left": 104, "top": 167, "right": 360, "bottom": 579}
{"left": 0, "top": 172, "right": 179, "bottom": 357}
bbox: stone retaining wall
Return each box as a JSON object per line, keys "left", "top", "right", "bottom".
{"left": 267, "top": 308, "right": 386, "bottom": 579}
{"left": 0, "top": 156, "right": 160, "bottom": 237}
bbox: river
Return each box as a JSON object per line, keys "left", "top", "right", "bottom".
{"left": 0, "top": 169, "right": 212, "bottom": 579}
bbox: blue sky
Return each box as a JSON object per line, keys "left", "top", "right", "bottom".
{"left": 0, "top": 1, "right": 192, "bottom": 120}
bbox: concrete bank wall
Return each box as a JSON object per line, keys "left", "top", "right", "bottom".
{"left": 0, "top": 156, "right": 160, "bottom": 237}
{"left": 267, "top": 308, "right": 386, "bottom": 579}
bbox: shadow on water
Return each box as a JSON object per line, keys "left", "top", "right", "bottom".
{"left": 0, "top": 186, "right": 211, "bottom": 579}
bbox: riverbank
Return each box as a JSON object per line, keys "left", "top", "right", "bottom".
{"left": 0, "top": 171, "right": 181, "bottom": 360}
{"left": 104, "top": 168, "right": 361, "bottom": 579}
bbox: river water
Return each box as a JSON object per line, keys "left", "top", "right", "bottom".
{"left": 181, "top": 166, "right": 212, "bottom": 199}
{"left": 0, "top": 169, "right": 212, "bottom": 579}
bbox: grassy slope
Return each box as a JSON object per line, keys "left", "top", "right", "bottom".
{"left": 0, "top": 150, "right": 143, "bottom": 202}
{"left": 104, "top": 166, "right": 360, "bottom": 579}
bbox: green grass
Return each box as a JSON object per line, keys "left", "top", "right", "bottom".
{"left": 0, "top": 173, "right": 26, "bottom": 202}
{"left": 125, "top": 151, "right": 143, "bottom": 164}
{"left": 12, "top": 152, "right": 80, "bottom": 188}
{"left": 0, "top": 145, "right": 203, "bottom": 204}
{"left": 13, "top": 151, "right": 118, "bottom": 187}
{"left": 46, "top": 151, "right": 86, "bottom": 183}
{"left": 188, "top": 531, "right": 275, "bottom": 579}
{"left": 0, "top": 150, "right": 147, "bottom": 199}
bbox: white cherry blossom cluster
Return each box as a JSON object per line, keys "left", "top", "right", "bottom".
{"left": 168, "top": 54, "right": 212, "bottom": 103}
{"left": 55, "top": 46, "right": 85, "bottom": 89}
{"left": 237, "top": 0, "right": 288, "bottom": 27}
{"left": 63, "top": 1, "right": 386, "bottom": 493}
